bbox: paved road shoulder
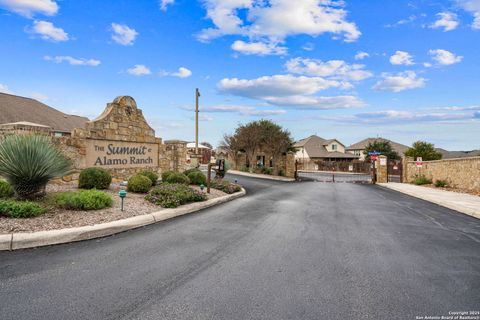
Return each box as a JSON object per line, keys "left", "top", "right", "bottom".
{"left": 378, "top": 183, "right": 479, "bottom": 219}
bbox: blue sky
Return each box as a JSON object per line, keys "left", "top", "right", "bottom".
{"left": 0, "top": 0, "right": 479, "bottom": 150}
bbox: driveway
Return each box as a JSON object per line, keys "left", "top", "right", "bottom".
{"left": 1, "top": 174, "right": 479, "bottom": 320}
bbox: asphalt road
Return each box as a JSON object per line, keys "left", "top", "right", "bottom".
{"left": 1, "top": 175, "right": 479, "bottom": 320}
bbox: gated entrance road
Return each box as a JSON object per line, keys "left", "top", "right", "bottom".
{"left": 1, "top": 175, "right": 479, "bottom": 320}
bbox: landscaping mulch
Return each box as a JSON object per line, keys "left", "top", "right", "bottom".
{"left": 0, "top": 182, "right": 227, "bottom": 233}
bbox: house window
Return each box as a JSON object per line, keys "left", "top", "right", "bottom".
{"left": 354, "top": 150, "right": 361, "bottom": 156}
{"left": 331, "top": 144, "right": 337, "bottom": 151}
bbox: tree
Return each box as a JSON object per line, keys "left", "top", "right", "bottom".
{"left": 258, "top": 120, "right": 294, "bottom": 174}
{"left": 220, "top": 120, "right": 293, "bottom": 173}
{"left": 405, "top": 141, "right": 442, "bottom": 161}
{"left": 363, "top": 140, "right": 400, "bottom": 161}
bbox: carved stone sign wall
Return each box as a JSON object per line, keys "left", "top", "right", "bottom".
{"left": 85, "top": 139, "right": 158, "bottom": 169}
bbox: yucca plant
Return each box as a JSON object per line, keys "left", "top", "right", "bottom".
{"left": 0, "top": 135, "right": 71, "bottom": 199}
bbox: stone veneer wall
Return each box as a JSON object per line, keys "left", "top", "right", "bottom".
{"left": 56, "top": 96, "right": 187, "bottom": 181}
{"left": 228, "top": 151, "right": 296, "bottom": 178}
{"left": 403, "top": 156, "right": 480, "bottom": 192}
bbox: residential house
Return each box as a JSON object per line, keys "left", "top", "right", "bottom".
{"left": 186, "top": 142, "right": 212, "bottom": 164}
{"left": 346, "top": 137, "right": 409, "bottom": 161}
{"left": 0, "top": 93, "right": 88, "bottom": 136}
{"left": 294, "top": 135, "right": 358, "bottom": 162}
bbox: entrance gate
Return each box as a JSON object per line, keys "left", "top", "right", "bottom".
{"left": 387, "top": 159, "right": 403, "bottom": 182}
{"left": 296, "top": 160, "right": 373, "bottom": 183}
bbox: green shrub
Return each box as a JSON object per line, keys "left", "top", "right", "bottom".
{"left": 145, "top": 183, "right": 206, "bottom": 208}
{"left": 0, "top": 135, "right": 71, "bottom": 199}
{"left": 140, "top": 171, "right": 159, "bottom": 186}
{"left": 277, "top": 169, "right": 285, "bottom": 177}
{"left": 240, "top": 165, "right": 249, "bottom": 172}
{"left": 183, "top": 167, "right": 201, "bottom": 176}
{"left": 165, "top": 172, "right": 190, "bottom": 185}
{"left": 79, "top": 168, "right": 112, "bottom": 190}
{"left": 210, "top": 180, "right": 242, "bottom": 194}
{"left": 127, "top": 174, "right": 152, "bottom": 193}
{"left": 0, "top": 180, "right": 14, "bottom": 198}
{"left": 414, "top": 176, "right": 432, "bottom": 185}
{"left": 187, "top": 171, "right": 206, "bottom": 185}
{"left": 161, "top": 170, "right": 175, "bottom": 182}
{"left": 434, "top": 180, "right": 448, "bottom": 188}
{"left": 261, "top": 167, "right": 273, "bottom": 175}
{"left": 53, "top": 190, "right": 113, "bottom": 210}
{"left": 0, "top": 199, "right": 45, "bottom": 218}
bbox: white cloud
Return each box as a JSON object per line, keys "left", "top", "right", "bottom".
{"left": 429, "top": 49, "right": 463, "bottom": 65}
{"left": 198, "top": 0, "right": 360, "bottom": 55}
{"left": 385, "top": 15, "right": 418, "bottom": 28}
{"left": 263, "top": 95, "right": 365, "bottom": 109}
{"left": 348, "top": 109, "right": 478, "bottom": 124}
{"left": 285, "top": 58, "right": 372, "bottom": 81}
{"left": 430, "top": 12, "right": 459, "bottom": 31}
{"left": 302, "top": 42, "right": 315, "bottom": 51}
{"left": 231, "top": 40, "right": 287, "bottom": 56}
{"left": 127, "top": 64, "right": 151, "bottom": 76}
{"left": 171, "top": 67, "right": 192, "bottom": 78}
{"left": 0, "top": 0, "right": 58, "bottom": 18}
{"left": 423, "top": 62, "right": 433, "bottom": 68}
{"left": 354, "top": 51, "right": 369, "bottom": 60}
{"left": 389, "top": 50, "right": 414, "bottom": 65}
{"left": 456, "top": 0, "right": 480, "bottom": 29}
{"left": 217, "top": 74, "right": 362, "bottom": 110}
{"left": 111, "top": 23, "right": 138, "bottom": 46}
{"left": 30, "top": 20, "right": 68, "bottom": 41}
{"left": 30, "top": 92, "right": 48, "bottom": 102}
{"left": 44, "top": 55, "right": 101, "bottom": 66}
{"left": 373, "top": 71, "right": 426, "bottom": 92}
{"left": 0, "top": 83, "right": 12, "bottom": 94}
{"left": 203, "top": 105, "right": 286, "bottom": 116}
{"left": 218, "top": 74, "right": 345, "bottom": 99}
{"left": 160, "top": 0, "right": 175, "bottom": 11}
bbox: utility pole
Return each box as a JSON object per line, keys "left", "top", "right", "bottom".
{"left": 195, "top": 88, "right": 200, "bottom": 156}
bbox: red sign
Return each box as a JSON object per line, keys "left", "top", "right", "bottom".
{"left": 371, "top": 155, "right": 378, "bottom": 161}
{"left": 416, "top": 156, "right": 423, "bottom": 167}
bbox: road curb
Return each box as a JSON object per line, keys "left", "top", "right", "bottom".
{"left": 1, "top": 188, "right": 246, "bottom": 251}
{"left": 228, "top": 170, "right": 295, "bottom": 182}
{"left": 377, "top": 184, "right": 480, "bottom": 219}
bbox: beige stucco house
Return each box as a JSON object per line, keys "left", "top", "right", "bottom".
{"left": 294, "top": 135, "right": 358, "bottom": 162}
{"left": 346, "top": 137, "right": 409, "bottom": 161}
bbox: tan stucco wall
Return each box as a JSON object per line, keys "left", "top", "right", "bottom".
{"left": 325, "top": 141, "right": 345, "bottom": 153}
{"left": 403, "top": 156, "right": 480, "bottom": 192}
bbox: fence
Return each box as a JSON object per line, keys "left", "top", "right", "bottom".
{"left": 403, "top": 156, "right": 480, "bottom": 192}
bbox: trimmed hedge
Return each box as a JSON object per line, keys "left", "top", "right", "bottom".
{"left": 140, "top": 171, "right": 159, "bottom": 186}
{"left": 128, "top": 174, "right": 152, "bottom": 193}
{"left": 53, "top": 190, "right": 113, "bottom": 210}
{"left": 210, "top": 180, "right": 241, "bottom": 194}
{"left": 414, "top": 176, "right": 432, "bottom": 185}
{"left": 187, "top": 171, "right": 206, "bottom": 185}
{"left": 165, "top": 172, "right": 190, "bottom": 185}
{"left": 161, "top": 170, "right": 175, "bottom": 182}
{"left": 0, "top": 199, "right": 46, "bottom": 218}
{"left": 0, "top": 180, "right": 14, "bottom": 198}
{"left": 79, "top": 168, "right": 112, "bottom": 190}
{"left": 145, "top": 183, "right": 206, "bottom": 208}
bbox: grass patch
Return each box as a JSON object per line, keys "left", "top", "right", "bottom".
{"left": 434, "top": 180, "right": 448, "bottom": 188}
{"left": 414, "top": 176, "right": 432, "bottom": 185}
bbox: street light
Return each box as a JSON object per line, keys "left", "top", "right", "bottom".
{"left": 119, "top": 189, "right": 127, "bottom": 211}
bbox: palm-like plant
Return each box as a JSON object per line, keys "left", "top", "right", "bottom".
{"left": 0, "top": 135, "right": 71, "bottom": 199}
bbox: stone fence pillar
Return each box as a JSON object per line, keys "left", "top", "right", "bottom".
{"left": 376, "top": 155, "right": 388, "bottom": 183}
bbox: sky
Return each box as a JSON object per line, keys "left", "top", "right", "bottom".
{"left": 0, "top": 0, "right": 479, "bottom": 150}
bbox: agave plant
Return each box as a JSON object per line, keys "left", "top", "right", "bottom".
{"left": 0, "top": 135, "right": 71, "bottom": 199}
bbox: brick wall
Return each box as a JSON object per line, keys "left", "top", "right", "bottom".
{"left": 403, "top": 156, "right": 480, "bottom": 192}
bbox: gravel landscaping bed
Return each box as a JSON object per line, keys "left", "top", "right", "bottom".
{"left": 0, "top": 182, "right": 227, "bottom": 233}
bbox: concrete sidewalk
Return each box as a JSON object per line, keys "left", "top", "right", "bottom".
{"left": 378, "top": 183, "right": 480, "bottom": 219}
{"left": 228, "top": 170, "right": 295, "bottom": 182}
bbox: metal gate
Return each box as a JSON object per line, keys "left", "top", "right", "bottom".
{"left": 296, "top": 160, "right": 373, "bottom": 183}
{"left": 387, "top": 160, "right": 402, "bottom": 182}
